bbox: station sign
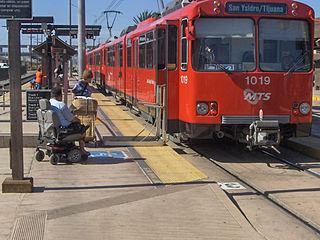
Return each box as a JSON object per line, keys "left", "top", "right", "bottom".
{"left": 26, "top": 90, "right": 51, "bottom": 121}
{"left": 226, "top": 2, "right": 287, "bottom": 15}
{"left": 0, "top": 0, "right": 32, "bottom": 19}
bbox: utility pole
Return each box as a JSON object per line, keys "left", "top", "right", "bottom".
{"left": 29, "top": 30, "right": 32, "bottom": 69}
{"left": 78, "top": 0, "right": 86, "bottom": 78}
{"left": 69, "top": 0, "right": 73, "bottom": 78}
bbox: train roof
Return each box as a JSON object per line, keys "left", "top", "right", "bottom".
{"left": 87, "top": 0, "right": 314, "bottom": 53}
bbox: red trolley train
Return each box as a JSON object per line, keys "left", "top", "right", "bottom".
{"left": 87, "top": 0, "right": 314, "bottom": 149}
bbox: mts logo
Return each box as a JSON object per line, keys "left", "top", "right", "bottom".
{"left": 244, "top": 89, "right": 271, "bottom": 105}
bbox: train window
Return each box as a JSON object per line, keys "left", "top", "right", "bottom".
{"left": 168, "top": 25, "right": 178, "bottom": 70}
{"left": 107, "top": 45, "right": 115, "bottom": 67}
{"left": 127, "top": 39, "right": 132, "bottom": 68}
{"left": 157, "top": 29, "right": 165, "bottom": 70}
{"left": 106, "top": 49, "right": 108, "bottom": 66}
{"left": 89, "top": 54, "right": 93, "bottom": 65}
{"left": 181, "top": 18, "right": 188, "bottom": 71}
{"left": 119, "top": 42, "right": 123, "bottom": 67}
{"left": 139, "top": 33, "right": 146, "bottom": 68}
{"left": 192, "top": 18, "right": 256, "bottom": 72}
{"left": 146, "top": 31, "right": 154, "bottom": 69}
{"left": 133, "top": 40, "right": 136, "bottom": 68}
{"left": 157, "top": 26, "right": 177, "bottom": 70}
{"left": 259, "top": 19, "right": 312, "bottom": 72}
{"left": 96, "top": 51, "right": 100, "bottom": 66}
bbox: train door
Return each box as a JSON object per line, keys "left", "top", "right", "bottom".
{"left": 156, "top": 22, "right": 180, "bottom": 134}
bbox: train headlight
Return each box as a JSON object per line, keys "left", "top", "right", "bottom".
{"left": 299, "top": 102, "right": 310, "bottom": 115}
{"left": 196, "top": 103, "right": 209, "bottom": 115}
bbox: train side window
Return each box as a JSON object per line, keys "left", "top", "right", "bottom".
{"left": 157, "top": 29, "right": 165, "bottom": 70}
{"left": 139, "top": 33, "right": 146, "bottom": 68}
{"left": 146, "top": 30, "right": 154, "bottom": 69}
{"left": 127, "top": 39, "right": 132, "bottom": 68}
{"left": 168, "top": 25, "right": 177, "bottom": 70}
{"left": 107, "top": 45, "right": 115, "bottom": 67}
{"left": 119, "top": 42, "right": 123, "bottom": 67}
{"left": 133, "top": 40, "right": 136, "bottom": 68}
{"left": 157, "top": 27, "right": 177, "bottom": 70}
{"left": 104, "top": 48, "right": 109, "bottom": 66}
{"left": 116, "top": 45, "right": 119, "bottom": 67}
{"left": 89, "top": 54, "right": 93, "bottom": 65}
{"left": 181, "top": 18, "right": 188, "bottom": 71}
{"left": 96, "top": 51, "right": 100, "bottom": 66}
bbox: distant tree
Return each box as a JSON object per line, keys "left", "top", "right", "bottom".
{"left": 132, "top": 10, "right": 158, "bottom": 25}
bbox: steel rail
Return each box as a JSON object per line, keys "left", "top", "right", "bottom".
{"left": 259, "top": 149, "right": 320, "bottom": 179}
{"left": 188, "top": 144, "right": 320, "bottom": 235}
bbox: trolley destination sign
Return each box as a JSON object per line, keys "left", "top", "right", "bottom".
{"left": 226, "top": 2, "right": 287, "bottom": 15}
{"left": 0, "top": 0, "right": 32, "bottom": 19}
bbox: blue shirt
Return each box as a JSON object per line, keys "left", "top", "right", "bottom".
{"left": 72, "top": 80, "right": 92, "bottom": 97}
{"left": 49, "top": 99, "right": 75, "bottom": 127}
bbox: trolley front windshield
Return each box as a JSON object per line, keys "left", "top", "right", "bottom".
{"left": 192, "top": 18, "right": 256, "bottom": 72}
{"left": 259, "top": 19, "right": 312, "bottom": 72}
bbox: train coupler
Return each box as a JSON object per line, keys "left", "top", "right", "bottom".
{"left": 247, "top": 120, "right": 280, "bottom": 150}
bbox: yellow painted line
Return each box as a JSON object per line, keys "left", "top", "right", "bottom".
{"left": 135, "top": 146, "right": 207, "bottom": 184}
{"left": 92, "top": 91, "right": 207, "bottom": 183}
{"left": 312, "top": 95, "right": 320, "bottom": 102}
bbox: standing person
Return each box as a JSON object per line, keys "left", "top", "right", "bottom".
{"left": 72, "top": 69, "right": 93, "bottom": 99}
{"left": 49, "top": 87, "right": 90, "bottom": 155}
{"left": 35, "top": 68, "right": 43, "bottom": 89}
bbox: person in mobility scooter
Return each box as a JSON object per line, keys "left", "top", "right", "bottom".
{"left": 35, "top": 87, "right": 90, "bottom": 165}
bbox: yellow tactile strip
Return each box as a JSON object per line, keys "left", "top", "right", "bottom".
{"left": 93, "top": 92, "right": 207, "bottom": 183}
{"left": 313, "top": 95, "right": 320, "bottom": 102}
{"left": 135, "top": 146, "right": 207, "bottom": 183}
{"left": 99, "top": 105, "right": 133, "bottom": 120}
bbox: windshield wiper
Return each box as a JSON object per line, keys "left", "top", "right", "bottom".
{"left": 214, "top": 62, "right": 232, "bottom": 75}
{"left": 285, "top": 51, "right": 310, "bottom": 76}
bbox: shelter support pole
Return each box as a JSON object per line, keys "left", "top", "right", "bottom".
{"left": 2, "top": 20, "right": 33, "bottom": 193}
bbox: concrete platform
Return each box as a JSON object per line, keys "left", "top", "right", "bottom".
{"left": 284, "top": 92, "right": 320, "bottom": 159}
{"left": 0, "top": 82, "right": 319, "bottom": 239}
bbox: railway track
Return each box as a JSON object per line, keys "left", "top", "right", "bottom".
{"left": 189, "top": 142, "right": 320, "bottom": 235}
{"left": 259, "top": 149, "right": 320, "bottom": 179}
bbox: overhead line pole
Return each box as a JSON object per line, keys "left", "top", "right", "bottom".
{"left": 159, "top": 0, "right": 165, "bottom": 15}
{"left": 69, "top": 0, "right": 72, "bottom": 78}
{"left": 78, "top": 0, "right": 86, "bottom": 78}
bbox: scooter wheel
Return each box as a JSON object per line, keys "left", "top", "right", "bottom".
{"left": 50, "top": 154, "right": 59, "bottom": 165}
{"left": 35, "top": 150, "right": 45, "bottom": 161}
{"left": 67, "top": 149, "right": 82, "bottom": 163}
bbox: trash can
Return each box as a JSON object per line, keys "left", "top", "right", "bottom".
{"left": 71, "top": 96, "right": 98, "bottom": 142}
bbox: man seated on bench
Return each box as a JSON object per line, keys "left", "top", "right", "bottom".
{"left": 49, "top": 87, "right": 90, "bottom": 155}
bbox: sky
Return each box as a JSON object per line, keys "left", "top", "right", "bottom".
{"left": 0, "top": 0, "right": 319, "bottom": 47}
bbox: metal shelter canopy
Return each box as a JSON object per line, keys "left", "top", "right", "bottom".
{"left": 33, "top": 36, "right": 76, "bottom": 56}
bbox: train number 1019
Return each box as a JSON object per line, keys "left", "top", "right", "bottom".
{"left": 245, "top": 76, "right": 270, "bottom": 86}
